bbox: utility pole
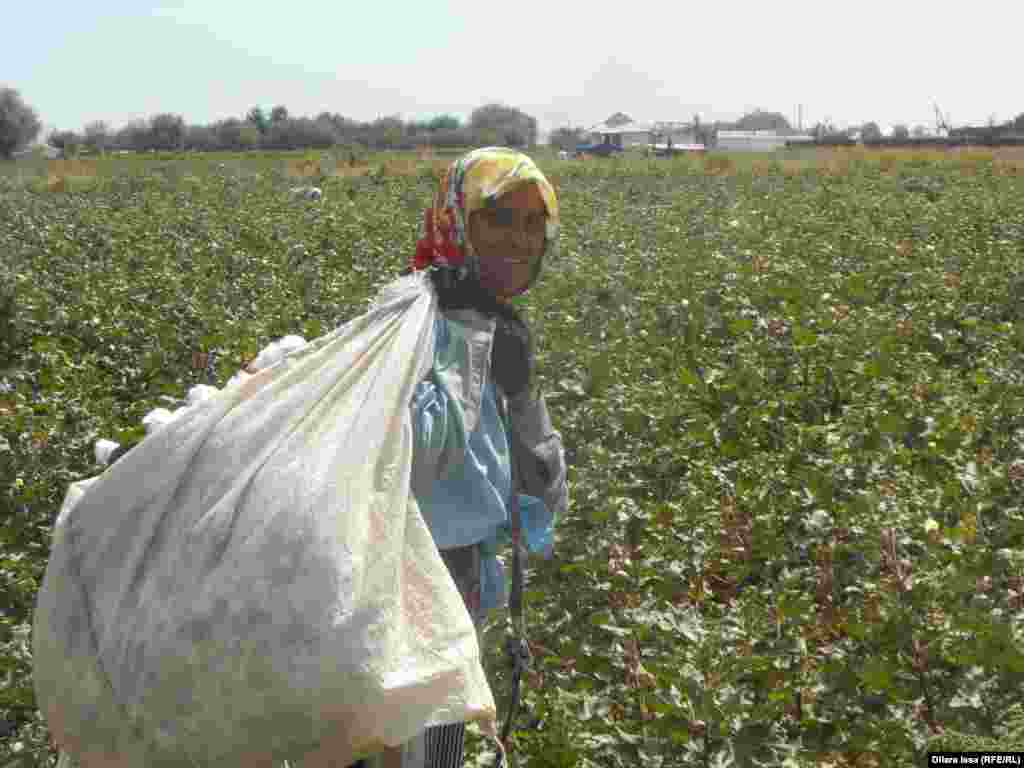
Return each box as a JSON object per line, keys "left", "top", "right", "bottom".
{"left": 933, "top": 103, "right": 951, "bottom": 137}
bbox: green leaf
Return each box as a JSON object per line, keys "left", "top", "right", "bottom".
{"left": 859, "top": 657, "right": 893, "bottom": 692}
{"left": 678, "top": 367, "right": 701, "bottom": 389}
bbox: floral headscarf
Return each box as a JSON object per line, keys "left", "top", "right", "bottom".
{"left": 412, "top": 147, "right": 559, "bottom": 292}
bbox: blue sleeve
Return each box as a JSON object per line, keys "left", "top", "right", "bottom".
{"left": 517, "top": 494, "right": 556, "bottom": 558}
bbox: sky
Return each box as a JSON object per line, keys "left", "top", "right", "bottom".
{"left": 5, "top": 0, "right": 1021, "bottom": 142}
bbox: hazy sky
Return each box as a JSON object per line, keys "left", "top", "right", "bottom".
{"left": 6, "top": 0, "right": 1020, "bottom": 140}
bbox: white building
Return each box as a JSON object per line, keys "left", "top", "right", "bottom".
{"left": 585, "top": 120, "right": 700, "bottom": 149}
{"left": 715, "top": 130, "right": 814, "bottom": 152}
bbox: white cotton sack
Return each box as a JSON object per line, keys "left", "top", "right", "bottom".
{"left": 248, "top": 341, "right": 282, "bottom": 372}
{"left": 186, "top": 384, "right": 220, "bottom": 407}
{"left": 141, "top": 408, "right": 175, "bottom": 435}
{"left": 248, "top": 335, "right": 308, "bottom": 372}
{"left": 34, "top": 272, "right": 502, "bottom": 768}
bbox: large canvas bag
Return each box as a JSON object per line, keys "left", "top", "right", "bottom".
{"left": 33, "top": 272, "right": 501, "bottom": 768}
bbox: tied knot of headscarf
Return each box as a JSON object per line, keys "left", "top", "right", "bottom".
{"left": 414, "top": 206, "right": 463, "bottom": 271}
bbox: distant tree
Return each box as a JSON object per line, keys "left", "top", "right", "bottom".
{"left": 891, "top": 124, "right": 910, "bottom": 141}
{"left": 604, "top": 112, "right": 633, "bottom": 127}
{"left": 114, "top": 119, "right": 152, "bottom": 151}
{"left": 270, "top": 105, "right": 289, "bottom": 124}
{"left": 860, "top": 121, "right": 883, "bottom": 142}
{"left": 183, "top": 124, "right": 218, "bottom": 152}
{"left": 1014, "top": 112, "right": 1024, "bottom": 132}
{"left": 428, "top": 127, "right": 472, "bottom": 148}
{"left": 911, "top": 125, "right": 929, "bottom": 138}
{"left": 468, "top": 103, "right": 538, "bottom": 147}
{"left": 0, "top": 88, "right": 42, "bottom": 159}
{"left": 267, "top": 117, "right": 337, "bottom": 149}
{"left": 548, "top": 126, "right": 586, "bottom": 151}
{"left": 317, "top": 112, "right": 360, "bottom": 142}
{"left": 212, "top": 118, "right": 259, "bottom": 151}
{"left": 83, "top": 120, "right": 110, "bottom": 153}
{"left": 364, "top": 115, "right": 406, "bottom": 149}
{"left": 736, "top": 109, "right": 793, "bottom": 133}
{"left": 149, "top": 113, "right": 186, "bottom": 151}
{"left": 809, "top": 121, "right": 832, "bottom": 140}
{"left": 246, "top": 106, "right": 269, "bottom": 135}
{"left": 425, "top": 114, "right": 461, "bottom": 132}
{"left": 475, "top": 128, "right": 501, "bottom": 147}
{"left": 47, "top": 130, "right": 80, "bottom": 154}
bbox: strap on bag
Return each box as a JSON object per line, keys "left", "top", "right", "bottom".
{"left": 493, "top": 393, "right": 530, "bottom": 768}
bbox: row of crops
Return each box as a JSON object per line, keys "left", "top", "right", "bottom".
{"left": 2, "top": 151, "right": 1024, "bottom": 765}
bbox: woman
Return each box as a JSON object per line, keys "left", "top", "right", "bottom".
{"left": 358, "top": 148, "right": 569, "bottom": 768}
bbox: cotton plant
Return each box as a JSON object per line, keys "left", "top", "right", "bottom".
{"left": 92, "top": 336, "right": 308, "bottom": 467}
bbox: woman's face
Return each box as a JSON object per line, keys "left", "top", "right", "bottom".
{"left": 468, "top": 183, "right": 547, "bottom": 300}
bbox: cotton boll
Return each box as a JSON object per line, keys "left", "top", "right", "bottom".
{"left": 290, "top": 186, "right": 323, "bottom": 201}
{"left": 94, "top": 439, "right": 122, "bottom": 466}
{"left": 806, "top": 509, "right": 832, "bottom": 532}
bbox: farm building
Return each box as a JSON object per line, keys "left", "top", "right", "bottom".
{"left": 585, "top": 120, "right": 700, "bottom": 150}
{"left": 716, "top": 130, "right": 814, "bottom": 151}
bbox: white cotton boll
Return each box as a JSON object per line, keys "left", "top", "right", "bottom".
{"left": 94, "top": 439, "right": 121, "bottom": 466}
{"left": 186, "top": 384, "right": 220, "bottom": 406}
{"left": 806, "top": 509, "right": 832, "bottom": 532}
{"left": 290, "top": 186, "right": 322, "bottom": 201}
{"left": 142, "top": 408, "right": 175, "bottom": 435}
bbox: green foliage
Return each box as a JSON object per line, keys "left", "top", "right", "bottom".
{"left": 424, "top": 114, "right": 462, "bottom": 132}
{"left": 860, "top": 122, "right": 883, "bottom": 142}
{"left": 928, "top": 704, "right": 1024, "bottom": 751}
{"left": 2, "top": 150, "right": 1024, "bottom": 768}
{"left": 469, "top": 103, "right": 538, "bottom": 147}
{"left": 0, "top": 88, "right": 42, "bottom": 160}
{"left": 246, "top": 106, "right": 269, "bottom": 135}
{"left": 735, "top": 109, "right": 793, "bottom": 133}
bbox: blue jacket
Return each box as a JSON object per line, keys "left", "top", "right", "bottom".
{"left": 409, "top": 311, "right": 567, "bottom": 617}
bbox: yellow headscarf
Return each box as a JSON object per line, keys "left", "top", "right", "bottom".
{"left": 412, "top": 147, "right": 559, "bottom": 293}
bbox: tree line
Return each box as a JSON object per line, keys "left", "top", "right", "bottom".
{"left": 0, "top": 88, "right": 540, "bottom": 158}
{"left": 5, "top": 85, "right": 1024, "bottom": 160}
